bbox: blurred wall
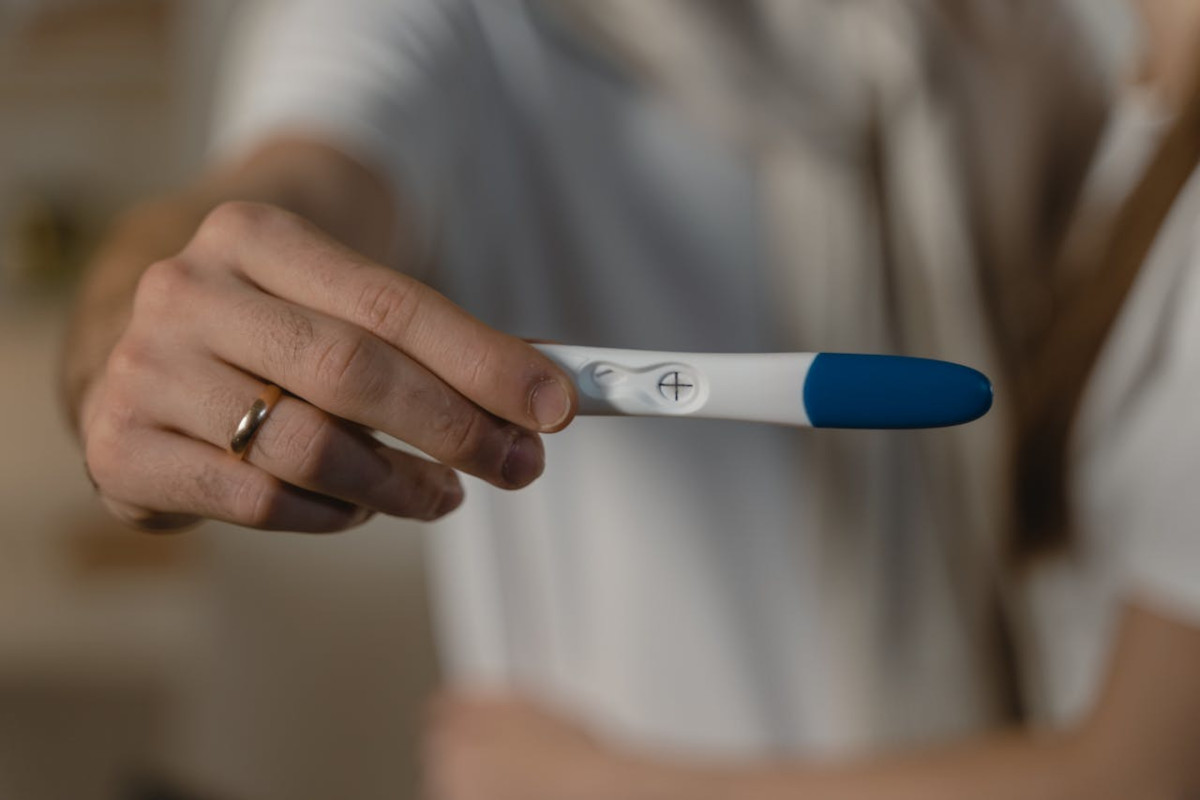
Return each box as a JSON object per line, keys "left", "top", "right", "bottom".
{"left": 0, "top": 3, "right": 440, "bottom": 799}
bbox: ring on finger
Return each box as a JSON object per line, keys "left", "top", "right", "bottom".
{"left": 229, "top": 383, "right": 283, "bottom": 460}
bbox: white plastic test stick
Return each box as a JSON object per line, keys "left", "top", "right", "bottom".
{"left": 532, "top": 344, "right": 993, "bottom": 430}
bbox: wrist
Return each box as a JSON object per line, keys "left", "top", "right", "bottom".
{"left": 58, "top": 198, "right": 203, "bottom": 441}
{"left": 610, "top": 754, "right": 742, "bottom": 800}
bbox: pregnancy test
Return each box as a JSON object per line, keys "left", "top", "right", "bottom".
{"left": 533, "top": 344, "right": 992, "bottom": 429}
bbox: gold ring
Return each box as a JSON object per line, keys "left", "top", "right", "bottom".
{"left": 229, "top": 383, "right": 283, "bottom": 459}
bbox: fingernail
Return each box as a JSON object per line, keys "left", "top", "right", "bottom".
{"left": 502, "top": 434, "right": 544, "bottom": 487}
{"left": 530, "top": 379, "right": 571, "bottom": 431}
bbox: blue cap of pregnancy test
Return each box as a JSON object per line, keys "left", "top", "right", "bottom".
{"left": 802, "top": 353, "right": 993, "bottom": 429}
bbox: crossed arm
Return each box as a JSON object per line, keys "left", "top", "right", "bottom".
{"left": 423, "top": 601, "right": 1200, "bottom": 800}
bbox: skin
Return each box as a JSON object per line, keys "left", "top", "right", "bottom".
{"left": 64, "top": 139, "right": 578, "bottom": 532}
{"left": 421, "top": 3, "right": 1200, "bottom": 800}
{"left": 1135, "top": 0, "right": 1200, "bottom": 106}
{"left": 423, "top": 606, "right": 1200, "bottom": 800}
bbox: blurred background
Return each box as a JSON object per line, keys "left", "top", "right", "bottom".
{"left": 0, "top": 3, "right": 439, "bottom": 799}
{"left": 0, "top": 2, "right": 1147, "bottom": 800}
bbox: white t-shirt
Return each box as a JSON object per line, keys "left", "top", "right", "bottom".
{"left": 215, "top": 0, "right": 1007, "bottom": 758}
{"left": 213, "top": 0, "right": 1176, "bottom": 765}
{"left": 1022, "top": 93, "right": 1200, "bottom": 723}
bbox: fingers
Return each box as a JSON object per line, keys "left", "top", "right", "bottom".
{"left": 197, "top": 285, "right": 546, "bottom": 489}
{"left": 150, "top": 358, "right": 465, "bottom": 520}
{"left": 83, "top": 200, "right": 568, "bottom": 535}
{"left": 96, "top": 496, "right": 202, "bottom": 533}
{"left": 86, "top": 425, "right": 368, "bottom": 533}
{"left": 189, "top": 202, "right": 577, "bottom": 433}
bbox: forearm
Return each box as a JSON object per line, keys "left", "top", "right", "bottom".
{"left": 619, "top": 729, "right": 1163, "bottom": 800}
{"left": 726, "top": 732, "right": 1103, "bottom": 800}
{"left": 60, "top": 139, "right": 400, "bottom": 438}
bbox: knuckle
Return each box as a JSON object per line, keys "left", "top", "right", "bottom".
{"left": 354, "top": 279, "right": 421, "bottom": 342}
{"left": 194, "top": 201, "right": 310, "bottom": 255}
{"left": 234, "top": 472, "right": 283, "bottom": 529}
{"left": 313, "top": 335, "right": 384, "bottom": 405}
{"left": 393, "top": 473, "right": 444, "bottom": 521}
{"left": 202, "top": 200, "right": 310, "bottom": 246}
{"left": 104, "top": 390, "right": 142, "bottom": 436}
{"left": 440, "top": 407, "right": 491, "bottom": 466}
{"left": 105, "top": 340, "right": 152, "bottom": 385}
{"left": 251, "top": 301, "right": 316, "bottom": 372}
{"left": 83, "top": 425, "right": 123, "bottom": 492}
{"left": 89, "top": 377, "right": 144, "bottom": 438}
{"left": 133, "top": 258, "right": 194, "bottom": 317}
{"left": 457, "top": 345, "right": 492, "bottom": 393}
{"left": 422, "top": 474, "right": 458, "bottom": 520}
{"left": 199, "top": 200, "right": 273, "bottom": 241}
{"left": 427, "top": 390, "right": 460, "bottom": 437}
{"left": 286, "top": 413, "right": 340, "bottom": 486}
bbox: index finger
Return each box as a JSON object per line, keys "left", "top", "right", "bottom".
{"left": 193, "top": 202, "right": 577, "bottom": 432}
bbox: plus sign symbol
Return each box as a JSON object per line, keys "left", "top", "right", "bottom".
{"left": 657, "top": 370, "right": 696, "bottom": 403}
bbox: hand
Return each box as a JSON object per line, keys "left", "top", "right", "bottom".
{"left": 80, "top": 201, "right": 576, "bottom": 531}
{"left": 1136, "top": 0, "right": 1200, "bottom": 109}
{"left": 422, "top": 693, "right": 631, "bottom": 800}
